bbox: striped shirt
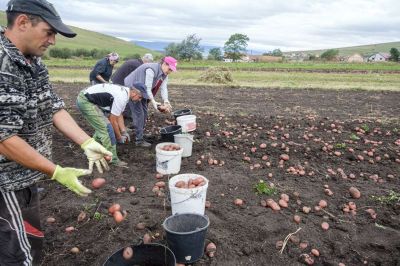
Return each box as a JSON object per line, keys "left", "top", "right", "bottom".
{"left": 0, "top": 30, "right": 65, "bottom": 192}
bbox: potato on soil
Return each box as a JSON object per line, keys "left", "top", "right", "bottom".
{"left": 91, "top": 178, "right": 106, "bottom": 189}
{"left": 349, "top": 186, "right": 361, "bottom": 199}
{"left": 122, "top": 246, "right": 133, "bottom": 260}
{"left": 108, "top": 203, "right": 121, "bottom": 214}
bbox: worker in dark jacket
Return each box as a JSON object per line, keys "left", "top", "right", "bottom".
{"left": 89, "top": 52, "right": 119, "bottom": 84}
{"left": 111, "top": 53, "right": 153, "bottom": 85}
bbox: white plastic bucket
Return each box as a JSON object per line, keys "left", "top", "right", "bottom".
{"left": 174, "top": 134, "right": 194, "bottom": 158}
{"left": 156, "top": 142, "right": 184, "bottom": 175}
{"left": 176, "top": 115, "right": 196, "bottom": 133}
{"left": 168, "top": 174, "right": 209, "bottom": 215}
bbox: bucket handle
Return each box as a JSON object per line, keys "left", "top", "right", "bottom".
{"left": 157, "top": 154, "right": 181, "bottom": 170}
{"left": 171, "top": 189, "right": 203, "bottom": 205}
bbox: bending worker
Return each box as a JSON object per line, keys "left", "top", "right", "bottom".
{"left": 111, "top": 53, "right": 154, "bottom": 86}
{"left": 124, "top": 56, "right": 178, "bottom": 147}
{"left": 0, "top": 0, "right": 112, "bottom": 264}
{"left": 76, "top": 83, "right": 148, "bottom": 166}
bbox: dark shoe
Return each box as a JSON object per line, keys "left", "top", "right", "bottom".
{"left": 143, "top": 134, "right": 155, "bottom": 142}
{"left": 135, "top": 140, "right": 152, "bottom": 148}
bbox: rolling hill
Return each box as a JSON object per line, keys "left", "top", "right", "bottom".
{"left": 0, "top": 11, "right": 158, "bottom": 57}
{"left": 286, "top": 42, "right": 400, "bottom": 57}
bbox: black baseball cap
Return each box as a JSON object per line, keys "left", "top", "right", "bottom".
{"left": 6, "top": 0, "right": 76, "bottom": 38}
{"left": 132, "top": 82, "right": 149, "bottom": 99}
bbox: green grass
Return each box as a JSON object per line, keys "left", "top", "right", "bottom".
{"left": 177, "top": 60, "right": 400, "bottom": 71}
{"left": 44, "top": 58, "right": 400, "bottom": 72}
{"left": 48, "top": 67, "right": 400, "bottom": 91}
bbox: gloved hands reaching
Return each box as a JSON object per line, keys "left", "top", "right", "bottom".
{"left": 163, "top": 100, "right": 172, "bottom": 113}
{"left": 81, "top": 138, "right": 112, "bottom": 173}
{"left": 121, "top": 130, "right": 130, "bottom": 142}
{"left": 51, "top": 165, "right": 92, "bottom": 196}
{"left": 117, "top": 135, "right": 129, "bottom": 144}
{"left": 151, "top": 99, "right": 161, "bottom": 111}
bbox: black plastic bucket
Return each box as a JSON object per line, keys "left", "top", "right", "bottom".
{"left": 103, "top": 243, "right": 176, "bottom": 266}
{"left": 159, "top": 125, "right": 182, "bottom": 142}
{"left": 163, "top": 213, "right": 210, "bottom": 264}
{"left": 173, "top": 109, "right": 192, "bottom": 120}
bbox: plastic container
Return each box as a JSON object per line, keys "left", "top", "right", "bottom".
{"left": 173, "top": 109, "right": 192, "bottom": 120}
{"left": 156, "top": 142, "right": 183, "bottom": 175}
{"left": 176, "top": 115, "right": 196, "bottom": 133}
{"left": 168, "top": 174, "right": 209, "bottom": 215}
{"left": 163, "top": 213, "right": 209, "bottom": 264}
{"left": 103, "top": 243, "right": 176, "bottom": 266}
{"left": 174, "top": 134, "right": 194, "bottom": 157}
{"left": 159, "top": 125, "right": 182, "bottom": 142}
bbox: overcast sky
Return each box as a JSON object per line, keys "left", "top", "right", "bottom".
{"left": 1, "top": 0, "right": 399, "bottom": 52}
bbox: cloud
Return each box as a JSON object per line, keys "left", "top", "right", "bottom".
{"left": 1, "top": 0, "right": 399, "bottom": 52}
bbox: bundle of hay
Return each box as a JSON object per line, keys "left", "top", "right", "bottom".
{"left": 198, "top": 67, "right": 233, "bottom": 84}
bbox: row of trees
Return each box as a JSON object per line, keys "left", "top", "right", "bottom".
{"left": 166, "top": 33, "right": 250, "bottom": 61}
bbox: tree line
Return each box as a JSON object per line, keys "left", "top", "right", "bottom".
{"left": 165, "top": 33, "right": 250, "bottom": 61}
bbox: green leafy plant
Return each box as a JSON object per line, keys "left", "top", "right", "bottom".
{"left": 371, "top": 190, "right": 400, "bottom": 204}
{"left": 254, "top": 180, "right": 277, "bottom": 196}
{"left": 93, "top": 211, "right": 104, "bottom": 221}
{"left": 350, "top": 133, "right": 360, "bottom": 141}
{"left": 360, "top": 124, "right": 370, "bottom": 133}
{"left": 335, "top": 143, "right": 347, "bottom": 149}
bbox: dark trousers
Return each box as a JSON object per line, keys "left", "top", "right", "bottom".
{"left": 0, "top": 184, "right": 43, "bottom": 265}
{"left": 128, "top": 98, "right": 149, "bottom": 141}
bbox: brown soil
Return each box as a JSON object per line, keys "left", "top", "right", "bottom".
{"left": 40, "top": 83, "right": 400, "bottom": 266}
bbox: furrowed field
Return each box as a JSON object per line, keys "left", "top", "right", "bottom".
{"left": 41, "top": 60, "right": 400, "bottom": 266}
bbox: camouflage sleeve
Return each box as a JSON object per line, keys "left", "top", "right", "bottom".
{"left": 50, "top": 87, "right": 65, "bottom": 114}
{"left": 0, "top": 72, "right": 26, "bottom": 142}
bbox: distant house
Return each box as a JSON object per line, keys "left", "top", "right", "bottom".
{"left": 239, "top": 55, "right": 251, "bottom": 62}
{"left": 368, "top": 53, "right": 391, "bottom": 62}
{"left": 248, "top": 55, "right": 283, "bottom": 62}
{"left": 347, "top": 53, "right": 364, "bottom": 63}
{"left": 223, "top": 58, "right": 233, "bottom": 63}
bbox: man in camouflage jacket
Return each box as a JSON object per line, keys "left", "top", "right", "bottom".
{"left": 0, "top": 0, "right": 112, "bottom": 265}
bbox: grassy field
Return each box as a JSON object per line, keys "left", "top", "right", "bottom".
{"left": 44, "top": 58, "right": 400, "bottom": 71}
{"left": 0, "top": 11, "right": 158, "bottom": 58}
{"left": 48, "top": 66, "right": 400, "bottom": 91}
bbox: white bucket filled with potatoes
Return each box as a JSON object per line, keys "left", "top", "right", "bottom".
{"left": 168, "top": 174, "right": 209, "bottom": 215}
{"left": 156, "top": 143, "right": 183, "bottom": 175}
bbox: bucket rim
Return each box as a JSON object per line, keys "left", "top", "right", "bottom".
{"left": 162, "top": 213, "right": 210, "bottom": 235}
{"left": 176, "top": 114, "right": 196, "bottom": 121}
{"left": 102, "top": 242, "right": 176, "bottom": 266}
{"left": 156, "top": 142, "right": 184, "bottom": 155}
{"left": 160, "top": 125, "right": 182, "bottom": 130}
{"left": 169, "top": 174, "right": 209, "bottom": 191}
{"left": 173, "top": 108, "right": 192, "bottom": 115}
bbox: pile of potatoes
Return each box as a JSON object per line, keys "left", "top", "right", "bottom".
{"left": 160, "top": 144, "right": 181, "bottom": 151}
{"left": 174, "top": 176, "right": 206, "bottom": 189}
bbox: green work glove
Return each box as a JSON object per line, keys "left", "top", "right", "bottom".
{"left": 81, "top": 138, "right": 112, "bottom": 173}
{"left": 51, "top": 165, "right": 92, "bottom": 196}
